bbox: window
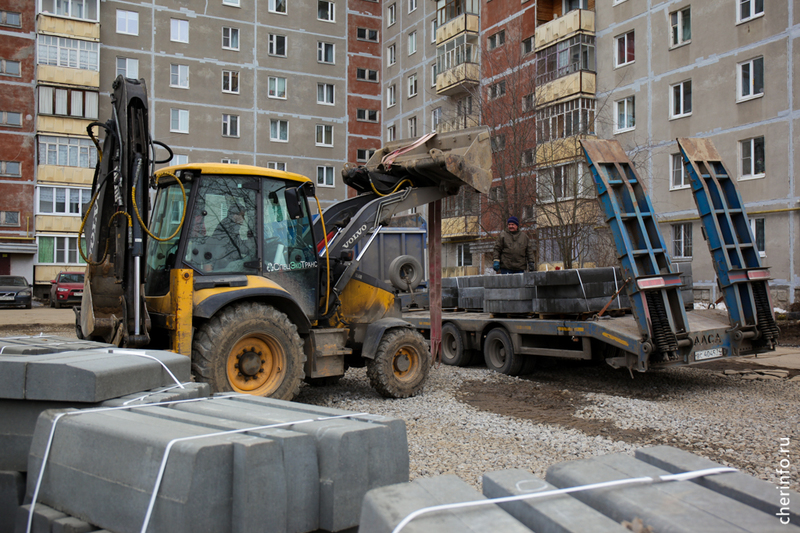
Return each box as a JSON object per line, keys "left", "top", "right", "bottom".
{"left": 564, "top": 0, "right": 588, "bottom": 11}
{"left": 456, "top": 95, "right": 474, "bottom": 129}
{"left": 615, "top": 96, "right": 635, "bottom": 133}
{"left": 116, "top": 10, "right": 138, "bottom": 35}
{"left": 672, "top": 223, "right": 692, "bottom": 258}
{"left": 221, "top": 158, "right": 239, "bottom": 164}
{"left": 37, "top": 236, "right": 87, "bottom": 265}
{"left": 171, "top": 19, "right": 189, "bottom": 43}
{"left": 40, "top": 0, "right": 99, "bottom": 21}
{"left": 491, "top": 135, "right": 505, "bottom": 152}
{"left": 1, "top": 59, "right": 21, "bottom": 77}
{"left": 358, "top": 28, "right": 379, "bottom": 42}
{"left": 223, "top": 0, "right": 240, "bottom": 6}
{"left": 431, "top": 19, "right": 438, "bottom": 43}
{"left": 38, "top": 36, "right": 99, "bottom": 71}
{"left": 0, "top": 210, "right": 20, "bottom": 226}
{"left": 269, "top": 34, "right": 286, "bottom": 57}
{"left": 488, "top": 30, "right": 506, "bottom": 50}
{"left": 268, "top": 76, "right": 287, "bottom": 99}
{"left": 407, "top": 74, "right": 417, "bottom": 97}
{"left": 170, "top": 64, "right": 189, "bottom": 88}
{"left": 222, "top": 27, "right": 240, "bottom": 50}
{"left": 388, "top": 44, "right": 396, "bottom": 65}
{"left": 1, "top": 10, "right": 21, "bottom": 27}
{"left": 522, "top": 36, "right": 534, "bottom": 55}
{"left": 740, "top": 136, "right": 765, "bottom": 179}
{"left": 670, "top": 7, "right": 691, "bottom": 47}
{"left": 521, "top": 149, "right": 534, "bottom": 167}
{"left": 317, "top": 166, "right": 334, "bottom": 187}
{"left": 750, "top": 217, "right": 765, "bottom": 256}
{"left": 270, "top": 119, "right": 288, "bottom": 142}
{"left": 538, "top": 164, "right": 588, "bottom": 202}
{"left": 408, "top": 31, "right": 417, "bottom": 55}
{"left": 387, "top": 85, "right": 396, "bottom": 107}
{"left": 488, "top": 80, "right": 506, "bottom": 100}
{"left": 37, "top": 186, "right": 92, "bottom": 216}
{"left": 431, "top": 63, "right": 437, "bottom": 86}
{"left": 317, "top": 83, "right": 335, "bottom": 105}
{"left": 117, "top": 57, "right": 138, "bottom": 78}
{"left": 357, "top": 149, "right": 376, "bottom": 162}
{"left": 357, "top": 109, "right": 379, "bottom": 122}
{"left": 737, "top": 57, "right": 764, "bottom": 101}
{"left": 535, "top": 34, "right": 595, "bottom": 85}
{"left": 173, "top": 154, "right": 188, "bottom": 165}
{"left": 0, "top": 161, "right": 20, "bottom": 176}
{"left": 269, "top": 0, "right": 287, "bottom": 14}
{"left": 38, "top": 86, "right": 99, "bottom": 119}
{"left": 387, "top": 125, "right": 396, "bottom": 142}
{"left": 615, "top": 31, "right": 634, "bottom": 67}
{"left": 38, "top": 136, "right": 98, "bottom": 168}
{"left": 357, "top": 68, "right": 378, "bottom": 82}
{"left": 738, "top": 0, "right": 763, "bottom": 23}
{"left": 267, "top": 162, "right": 287, "bottom": 171}
{"left": 170, "top": 109, "right": 189, "bottom": 133}
{"left": 409, "top": 0, "right": 417, "bottom": 12}
{"left": 431, "top": 107, "right": 442, "bottom": 131}
{"left": 408, "top": 116, "right": 417, "bottom": 137}
{"left": 456, "top": 244, "right": 472, "bottom": 267}
{"left": 318, "top": 1, "right": 335, "bottom": 22}
{"left": 1, "top": 111, "right": 21, "bottom": 127}
{"left": 222, "top": 70, "right": 239, "bottom": 94}
{"left": 670, "top": 153, "right": 688, "bottom": 189}
{"left": 388, "top": 4, "right": 396, "bottom": 26}
{"left": 222, "top": 114, "right": 239, "bottom": 137}
{"left": 318, "top": 42, "right": 335, "bottom": 64}
{"left": 670, "top": 80, "right": 692, "bottom": 118}
{"left": 316, "top": 124, "right": 333, "bottom": 147}
{"left": 522, "top": 93, "right": 535, "bottom": 112}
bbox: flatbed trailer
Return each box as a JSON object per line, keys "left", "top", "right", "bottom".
{"left": 404, "top": 138, "right": 779, "bottom": 376}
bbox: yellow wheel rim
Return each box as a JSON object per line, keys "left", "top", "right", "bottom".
{"left": 392, "top": 345, "right": 421, "bottom": 383}
{"left": 226, "top": 334, "right": 286, "bottom": 396}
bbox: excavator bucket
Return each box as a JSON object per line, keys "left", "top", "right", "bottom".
{"left": 361, "top": 126, "right": 492, "bottom": 195}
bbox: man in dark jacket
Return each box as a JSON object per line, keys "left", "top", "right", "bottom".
{"left": 493, "top": 216, "right": 536, "bottom": 274}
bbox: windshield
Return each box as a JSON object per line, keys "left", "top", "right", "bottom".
{"left": 0, "top": 276, "right": 26, "bottom": 286}
{"left": 59, "top": 273, "right": 84, "bottom": 283}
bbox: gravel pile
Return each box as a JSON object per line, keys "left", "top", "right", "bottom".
{"left": 296, "top": 361, "right": 800, "bottom": 489}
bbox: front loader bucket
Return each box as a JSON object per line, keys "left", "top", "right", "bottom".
{"left": 364, "top": 126, "right": 492, "bottom": 195}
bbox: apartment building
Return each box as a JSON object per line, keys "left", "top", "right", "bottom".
{"left": 0, "top": 0, "right": 36, "bottom": 278}
{"left": 595, "top": 0, "right": 799, "bottom": 306}
{"left": 21, "top": 0, "right": 381, "bottom": 298}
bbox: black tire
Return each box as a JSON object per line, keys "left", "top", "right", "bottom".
{"left": 49, "top": 297, "right": 55, "bottom": 308}
{"left": 53, "top": 299, "right": 61, "bottom": 309}
{"left": 192, "top": 302, "right": 306, "bottom": 401}
{"left": 388, "top": 255, "right": 424, "bottom": 291}
{"left": 484, "top": 328, "right": 524, "bottom": 376}
{"left": 519, "top": 355, "right": 538, "bottom": 375}
{"left": 304, "top": 375, "right": 343, "bottom": 387}
{"left": 441, "top": 322, "right": 470, "bottom": 366}
{"left": 367, "top": 328, "right": 430, "bottom": 398}
{"left": 25, "top": 301, "right": 32, "bottom": 310}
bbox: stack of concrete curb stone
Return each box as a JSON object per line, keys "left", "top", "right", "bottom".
{"left": 359, "top": 445, "right": 800, "bottom": 533}
{"left": 483, "top": 274, "right": 534, "bottom": 314}
{"left": 440, "top": 276, "right": 484, "bottom": 310}
{"left": 525, "top": 268, "right": 630, "bottom": 315}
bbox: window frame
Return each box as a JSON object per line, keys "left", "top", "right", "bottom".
{"left": 739, "top": 136, "right": 765, "bottom": 180}
{"left": 750, "top": 217, "right": 766, "bottom": 257}
{"left": 37, "top": 235, "right": 87, "bottom": 265}
{"left": 407, "top": 74, "right": 418, "bottom": 98}
{"left": 222, "top": 70, "right": 239, "bottom": 94}
{"left": 356, "top": 149, "right": 376, "bottom": 162}
{"left": 116, "top": 9, "right": 139, "bottom": 36}
{"left": 408, "top": 116, "right": 417, "bottom": 137}
{"left": 357, "top": 68, "right": 379, "bottom": 82}
{"left": 669, "top": 6, "right": 691, "bottom": 48}
{"left": 488, "top": 30, "right": 506, "bottom": 50}
{"left": 737, "top": 56, "right": 764, "bottom": 102}
{"left": 670, "top": 153, "right": 689, "bottom": 190}
{"left": 408, "top": 31, "right": 417, "bottom": 55}
{"left": 387, "top": 44, "right": 396, "bottom": 65}
{"left": 315, "top": 124, "right": 334, "bottom": 147}
{"left": 672, "top": 222, "right": 693, "bottom": 258}
{"left": 170, "top": 19, "right": 189, "bottom": 43}
{"left": 317, "top": 42, "right": 335, "bottom": 64}
{"left": 268, "top": 76, "right": 287, "bottom": 99}
{"left": 387, "top": 4, "right": 396, "bottom": 26}
{"left": 318, "top": 0, "right": 335, "bottom": 22}
{"left": 317, "top": 82, "right": 335, "bottom": 105}
{"left": 268, "top": 34, "right": 287, "bottom": 57}
{"left": 267, "top": 161, "right": 287, "bottom": 171}
{"left": 316, "top": 165, "right": 335, "bottom": 188}
{"left": 357, "top": 28, "right": 379, "bottom": 42}
{"left": 387, "top": 85, "right": 396, "bottom": 107}
{"left": 270, "top": 119, "right": 289, "bottom": 142}
{"left": 0, "top": 59, "right": 21, "bottom": 77}
{"left": 387, "top": 125, "right": 396, "bottom": 142}
{"left": 268, "top": 0, "right": 287, "bottom": 14}
{"left": 222, "top": 114, "right": 239, "bottom": 138}
{"left": 170, "top": 108, "right": 189, "bottom": 133}
{"left": 222, "top": 27, "right": 240, "bottom": 51}
{"left": 670, "top": 79, "right": 692, "bottom": 119}
{"left": 356, "top": 109, "right": 379, "bottom": 122}
{"left": 409, "top": 0, "right": 417, "bottom": 13}
{"left": 169, "top": 64, "right": 189, "bottom": 89}
{"left": 614, "top": 96, "right": 635, "bottom": 133}
{"left": 36, "top": 186, "right": 92, "bottom": 217}
{"left": 615, "top": 30, "right": 634, "bottom": 68}
{"left": 116, "top": 57, "right": 139, "bottom": 78}
{"left": 737, "top": 0, "right": 764, "bottom": 24}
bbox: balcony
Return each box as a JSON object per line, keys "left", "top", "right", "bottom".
{"left": 536, "top": 70, "right": 595, "bottom": 106}
{"left": 442, "top": 215, "right": 480, "bottom": 239}
{"left": 535, "top": 9, "right": 594, "bottom": 51}
{"left": 435, "top": 34, "right": 479, "bottom": 96}
{"left": 436, "top": 13, "right": 479, "bottom": 44}
{"left": 436, "top": 61, "right": 480, "bottom": 96}
{"left": 37, "top": 13, "right": 100, "bottom": 40}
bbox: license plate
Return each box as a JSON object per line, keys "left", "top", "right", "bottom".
{"left": 695, "top": 348, "right": 723, "bottom": 361}
{"left": 0, "top": 295, "right": 14, "bottom": 301}
{"left": 74, "top": 291, "right": 83, "bottom": 297}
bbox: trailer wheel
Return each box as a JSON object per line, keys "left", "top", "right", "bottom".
{"left": 367, "top": 328, "right": 430, "bottom": 398}
{"left": 193, "top": 302, "right": 306, "bottom": 401}
{"left": 484, "top": 328, "right": 524, "bottom": 376}
{"left": 441, "top": 323, "right": 470, "bottom": 366}
{"left": 388, "top": 255, "right": 424, "bottom": 291}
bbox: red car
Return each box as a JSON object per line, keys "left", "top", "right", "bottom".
{"left": 50, "top": 271, "right": 85, "bottom": 308}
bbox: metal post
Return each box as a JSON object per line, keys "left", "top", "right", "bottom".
{"left": 428, "top": 200, "right": 442, "bottom": 362}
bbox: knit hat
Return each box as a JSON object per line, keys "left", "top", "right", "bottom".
{"left": 507, "top": 216, "right": 519, "bottom": 226}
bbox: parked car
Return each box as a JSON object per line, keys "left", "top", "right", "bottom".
{"left": 0, "top": 275, "right": 32, "bottom": 309}
{"left": 50, "top": 271, "right": 85, "bottom": 308}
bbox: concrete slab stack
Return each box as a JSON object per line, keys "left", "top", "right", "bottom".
{"left": 456, "top": 275, "right": 485, "bottom": 311}
{"left": 483, "top": 274, "right": 533, "bottom": 314}
{"left": 525, "top": 268, "right": 630, "bottom": 315}
{"left": 441, "top": 277, "right": 459, "bottom": 308}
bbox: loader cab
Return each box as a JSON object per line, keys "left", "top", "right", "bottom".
{"left": 144, "top": 164, "right": 319, "bottom": 318}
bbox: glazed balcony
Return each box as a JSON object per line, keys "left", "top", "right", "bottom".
{"left": 535, "top": 9, "right": 594, "bottom": 51}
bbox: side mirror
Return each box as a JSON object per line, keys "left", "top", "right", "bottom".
{"left": 284, "top": 186, "right": 305, "bottom": 220}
